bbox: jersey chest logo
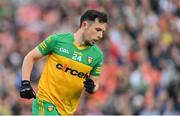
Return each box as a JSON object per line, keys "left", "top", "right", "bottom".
{"left": 87, "top": 56, "right": 93, "bottom": 64}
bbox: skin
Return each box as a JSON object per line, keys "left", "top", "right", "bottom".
{"left": 22, "top": 18, "right": 107, "bottom": 93}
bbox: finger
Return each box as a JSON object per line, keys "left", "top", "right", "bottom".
{"left": 29, "top": 93, "right": 35, "bottom": 99}
{"left": 84, "top": 83, "right": 95, "bottom": 87}
{"left": 20, "top": 92, "right": 24, "bottom": 98}
{"left": 27, "top": 89, "right": 36, "bottom": 99}
{"left": 84, "top": 84, "right": 94, "bottom": 89}
{"left": 83, "top": 81, "right": 94, "bottom": 84}
{"left": 21, "top": 92, "right": 30, "bottom": 99}
{"left": 26, "top": 92, "right": 31, "bottom": 99}
{"left": 85, "top": 88, "right": 93, "bottom": 93}
{"left": 20, "top": 92, "right": 27, "bottom": 98}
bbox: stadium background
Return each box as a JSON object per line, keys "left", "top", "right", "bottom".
{"left": 0, "top": 0, "right": 180, "bottom": 115}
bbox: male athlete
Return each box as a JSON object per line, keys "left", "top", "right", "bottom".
{"left": 20, "top": 9, "right": 108, "bottom": 115}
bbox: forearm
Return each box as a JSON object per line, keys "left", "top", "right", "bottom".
{"left": 22, "top": 54, "right": 35, "bottom": 81}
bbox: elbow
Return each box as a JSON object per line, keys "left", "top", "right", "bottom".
{"left": 24, "top": 52, "right": 35, "bottom": 62}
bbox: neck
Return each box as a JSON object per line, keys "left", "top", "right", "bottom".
{"left": 73, "top": 29, "right": 86, "bottom": 46}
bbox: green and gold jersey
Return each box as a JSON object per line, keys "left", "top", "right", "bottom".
{"left": 37, "top": 33, "right": 103, "bottom": 115}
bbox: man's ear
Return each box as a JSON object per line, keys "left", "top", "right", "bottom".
{"left": 82, "top": 21, "right": 89, "bottom": 29}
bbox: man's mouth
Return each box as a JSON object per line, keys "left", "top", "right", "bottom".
{"left": 90, "top": 40, "right": 97, "bottom": 45}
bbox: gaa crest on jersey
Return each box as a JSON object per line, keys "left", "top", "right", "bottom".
{"left": 87, "top": 56, "right": 93, "bottom": 64}
{"left": 48, "top": 105, "right": 54, "bottom": 112}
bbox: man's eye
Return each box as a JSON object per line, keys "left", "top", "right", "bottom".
{"left": 96, "top": 28, "right": 101, "bottom": 32}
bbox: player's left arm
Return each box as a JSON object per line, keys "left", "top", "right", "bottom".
{"left": 84, "top": 54, "right": 103, "bottom": 94}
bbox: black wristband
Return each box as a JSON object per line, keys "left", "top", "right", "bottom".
{"left": 21, "top": 80, "right": 30, "bottom": 86}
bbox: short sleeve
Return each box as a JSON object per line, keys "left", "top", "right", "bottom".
{"left": 37, "top": 35, "right": 56, "bottom": 55}
{"left": 90, "top": 54, "right": 104, "bottom": 77}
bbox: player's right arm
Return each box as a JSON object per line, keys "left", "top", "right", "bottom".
{"left": 20, "top": 47, "right": 43, "bottom": 99}
{"left": 20, "top": 34, "right": 56, "bottom": 99}
{"left": 22, "top": 47, "right": 44, "bottom": 81}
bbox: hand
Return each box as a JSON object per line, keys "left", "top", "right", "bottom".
{"left": 20, "top": 80, "right": 36, "bottom": 99}
{"left": 83, "top": 77, "right": 96, "bottom": 94}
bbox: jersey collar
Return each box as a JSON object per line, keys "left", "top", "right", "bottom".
{"left": 72, "top": 33, "right": 90, "bottom": 50}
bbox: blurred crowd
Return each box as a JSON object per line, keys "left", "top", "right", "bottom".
{"left": 0, "top": 0, "right": 180, "bottom": 115}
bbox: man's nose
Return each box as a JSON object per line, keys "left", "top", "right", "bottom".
{"left": 98, "top": 33, "right": 103, "bottom": 39}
